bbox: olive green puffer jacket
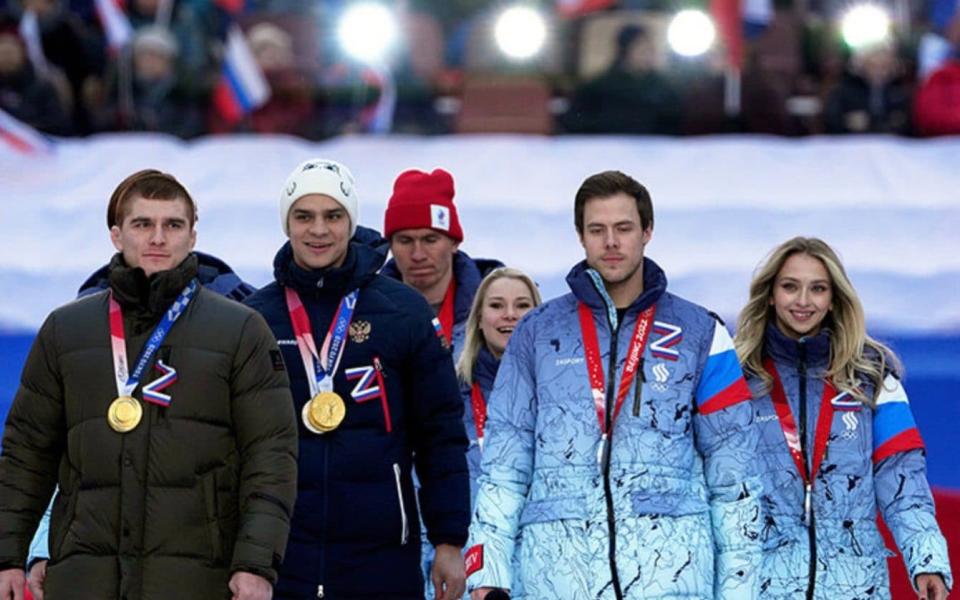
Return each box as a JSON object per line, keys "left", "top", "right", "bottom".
{"left": 0, "top": 255, "right": 298, "bottom": 599}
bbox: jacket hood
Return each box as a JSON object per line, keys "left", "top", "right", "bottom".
{"left": 381, "top": 250, "right": 504, "bottom": 322}
{"left": 79, "top": 250, "right": 255, "bottom": 301}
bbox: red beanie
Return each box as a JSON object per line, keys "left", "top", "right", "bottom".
{"left": 384, "top": 168, "right": 463, "bottom": 242}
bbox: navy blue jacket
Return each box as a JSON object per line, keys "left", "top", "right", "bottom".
{"left": 244, "top": 234, "right": 470, "bottom": 599}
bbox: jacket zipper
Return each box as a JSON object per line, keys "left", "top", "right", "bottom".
{"left": 798, "top": 340, "right": 816, "bottom": 600}
{"left": 393, "top": 463, "right": 409, "bottom": 545}
{"left": 317, "top": 432, "right": 329, "bottom": 597}
{"left": 373, "top": 356, "right": 392, "bottom": 432}
{"left": 602, "top": 313, "right": 624, "bottom": 600}
{"left": 631, "top": 357, "right": 645, "bottom": 417}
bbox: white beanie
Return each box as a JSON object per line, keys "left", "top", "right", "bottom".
{"left": 280, "top": 158, "right": 358, "bottom": 237}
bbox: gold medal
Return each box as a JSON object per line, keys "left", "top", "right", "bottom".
{"left": 302, "top": 391, "right": 346, "bottom": 434}
{"left": 108, "top": 396, "right": 142, "bottom": 433}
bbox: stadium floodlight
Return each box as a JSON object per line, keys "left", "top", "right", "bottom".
{"left": 840, "top": 4, "right": 891, "bottom": 49}
{"left": 667, "top": 10, "right": 716, "bottom": 58}
{"left": 337, "top": 2, "right": 399, "bottom": 64}
{"left": 494, "top": 5, "right": 547, "bottom": 61}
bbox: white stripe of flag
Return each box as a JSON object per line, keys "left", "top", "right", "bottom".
{"left": 223, "top": 24, "right": 270, "bottom": 112}
{"left": 94, "top": 0, "right": 133, "bottom": 52}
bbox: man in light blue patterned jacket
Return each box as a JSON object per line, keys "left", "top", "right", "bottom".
{"left": 466, "top": 171, "right": 763, "bottom": 599}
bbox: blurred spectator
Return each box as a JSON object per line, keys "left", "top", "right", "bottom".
{"left": 914, "top": 51, "right": 960, "bottom": 135}
{"left": 676, "top": 49, "right": 739, "bottom": 135}
{"left": 210, "top": 21, "right": 316, "bottom": 135}
{"left": 563, "top": 23, "right": 681, "bottom": 134}
{"left": 17, "top": 0, "right": 104, "bottom": 133}
{"left": 823, "top": 43, "right": 912, "bottom": 134}
{"left": 127, "top": 0, "right": 224, "bottom": 90}
{"left": 94, "top": 25, "right": 205, "bottom": 137}
{"left": 914, "top": 19, "right": 960, "bottom": 136}
{"left": 0, "top": 15, "right": 69, "bottom": 133}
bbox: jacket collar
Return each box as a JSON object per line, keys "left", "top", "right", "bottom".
{"left": 79, "top": 250, "right": 254, "bottom": 301}
{"left": 473, "top": 345, "right": 501, "bottom": 390}
{"left": 565, "top": 256, "right": 667, "bottom": 330}
{"left": 763, "top": 321, "right": 832, "bottom": 368}
{"left": 381, "top": 250, "right": 504, "bottom": 324}
{"left": 273, "top": 238, "right": 385, "bottom": 298}
{"left": 108, "top": 252, "right": 199, "bottom": 326}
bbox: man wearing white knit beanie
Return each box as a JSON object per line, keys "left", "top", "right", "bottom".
{"left": 244, "top": 158, "right": 470, "bottom": 600}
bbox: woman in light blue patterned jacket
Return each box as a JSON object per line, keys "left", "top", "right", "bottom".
{"left": 734, "top": 237, "right": 951, "bottom": 600}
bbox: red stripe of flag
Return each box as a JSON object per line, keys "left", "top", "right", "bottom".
{"left": 698, "top": 377, "right": 752, "bottom": 415}
{"left": 873, "top": 428, "right": 925, "bottom": 463}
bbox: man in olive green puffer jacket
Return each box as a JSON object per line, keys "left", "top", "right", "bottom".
{"left": 0, "top": 169, "right": 299, "bottom": 600}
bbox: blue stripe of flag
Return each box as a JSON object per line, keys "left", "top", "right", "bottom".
{"left": 695, "top": 348, "right": 743, "bottom": 409}
{"left": 224, "top": 63, "right": 253, "bottom": 113}
{"left": 873, "top": 401, "right": 919, "bottom": 451}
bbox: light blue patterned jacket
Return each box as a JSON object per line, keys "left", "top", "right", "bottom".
{"left": 752, "top": 325, "right": 952, "bottom": 599}
{"left": 466, "top": 258, "right": 763, "bottom": 599}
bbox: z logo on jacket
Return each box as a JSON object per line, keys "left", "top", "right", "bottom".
{"left": 345, "top": 365, "right": 381, "bottom": 402}
{"left": 650, "top": 321, "right": 683, "bottom": 361}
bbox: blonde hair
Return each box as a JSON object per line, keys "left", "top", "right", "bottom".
{"left": 734, "top": 237, "right": 900, "bottom": 405}
{"left": 456, "top": 267, "right": 542, "bottom": 383}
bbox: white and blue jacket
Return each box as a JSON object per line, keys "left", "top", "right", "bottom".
{"left": 466, "top": 258, "right": 763, "bottom": 599}
{"left": 752, "top": 325, "right": 952, "bottom": 599}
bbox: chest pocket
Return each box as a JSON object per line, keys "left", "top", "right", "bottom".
{"left": 632, "top": 357, "right": 695, "bottom": 436}
{"left": 824, "top": 404, "right": 870, "bottom": 475}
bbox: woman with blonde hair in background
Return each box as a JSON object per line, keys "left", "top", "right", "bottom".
{"left": 734, "top": 236, "right": 951, "bottom": 600}
{"left": 457, "top": 268, "right": 542, "bottom": 501}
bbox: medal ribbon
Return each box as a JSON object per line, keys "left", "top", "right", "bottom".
{"left": 579, "top": 302, "right": 656, "bottom": 464}
{"left": 437, "top": 277, "right": 456, "bottom": 345}
{"left": 763, "top": 357, "right": 837, "bottom": 523}
{"left": 470, "top": 382, "right": 486, "bottom": 450}
{"left": 285, "top": 287, "right": 359, "bottom": 396}
{"left": 109, "top": 279, "right": 198, "bottom": 400}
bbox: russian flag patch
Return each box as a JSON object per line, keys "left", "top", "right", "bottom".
{"left": 872, "top": 374, "right": 925, "bottom": 463}
{"left": 695, "top": 323, "right": 751, "bottom": 415}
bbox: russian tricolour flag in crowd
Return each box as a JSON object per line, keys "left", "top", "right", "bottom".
{"left": 93, "top": 0, "right": 133, "bottom": 53}
{"left": 873, "top": 374, "right": 925, "bottom": 463}
{"left": 695, "top": 324, "right": 752, "bottom": 415}
{"left": 711, "top": 0, "right": 773, "bottom": 67}
{"left": 213, "top": 24, "right": 270, "bottom": 124}
{"left": 0, "top": 108, "right": 55, "bottom": 155}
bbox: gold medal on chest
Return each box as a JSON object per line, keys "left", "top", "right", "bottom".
{"left": 108, "top": 395, "right": 142, "bottom": 433}
{"left": 302, "top": 391, "right": 346, "bottom": 434}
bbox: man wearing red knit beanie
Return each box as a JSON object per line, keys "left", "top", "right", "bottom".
{"left": 381, "top": 168, "right": 503, "bottom": 600}
{"left": 382, "top": 168, "right": 503, "bottom": 360}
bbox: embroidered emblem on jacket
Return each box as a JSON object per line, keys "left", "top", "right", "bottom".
{"left": 842, "top": 412, "right": 859, "bottom": 438}
{"left": 652, "top": 362, "right": 670, "bottom": 391}
{"left": 650, "top": 321, "right": 683, "bottom": 361}
{"left": 350, "top": 320, "right": 372, "bottom": 343}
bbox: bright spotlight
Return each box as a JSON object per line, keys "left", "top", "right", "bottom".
{"left": 841, "top": 4, "right": 891, "bottom": 49}
{"left": 667, "top": 10, "right": 716, "bottom": 58}
{"left": 337, "top": 2, "right": 399, "bottom": 64}
{"left": 494, "top": 5, "right": 547, "bottom": 61}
